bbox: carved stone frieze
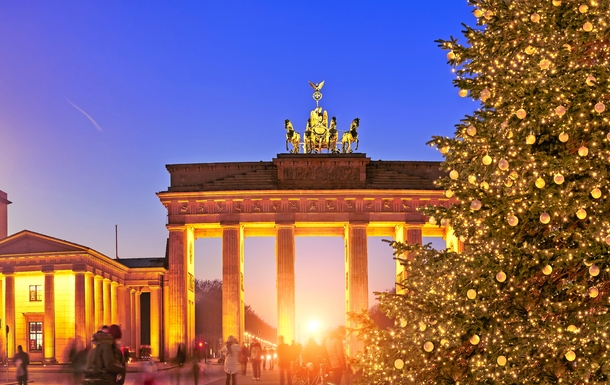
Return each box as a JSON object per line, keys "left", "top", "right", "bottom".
{"left": 283, "top": 166, "right": 360, "bottom": 181}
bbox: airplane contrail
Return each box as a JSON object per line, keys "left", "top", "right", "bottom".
{"left": 67, "top": 99, "right": 103, "bottom": 132}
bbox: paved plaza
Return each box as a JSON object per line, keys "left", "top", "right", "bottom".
{"left": 0, "top": 361, "right": 285, "bottom": 385}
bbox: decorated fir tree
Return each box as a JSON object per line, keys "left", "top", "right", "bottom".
{"left": 353, "top": 1, "right": 610, "bottom": 383}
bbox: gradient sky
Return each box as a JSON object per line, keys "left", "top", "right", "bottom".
{"left": 0, "top": 1, "right": 476, "bottom": 332}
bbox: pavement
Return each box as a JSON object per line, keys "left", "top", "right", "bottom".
{"left": 0, "top": 360, "right": 284, "bottom": 385}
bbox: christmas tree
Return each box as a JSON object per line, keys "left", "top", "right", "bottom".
{"left": 353, "top": 1, "right": 610, "bottom": 383}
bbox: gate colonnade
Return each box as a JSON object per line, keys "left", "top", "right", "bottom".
{"left": 157, "top": 154, "right": 457, "bottom": 356}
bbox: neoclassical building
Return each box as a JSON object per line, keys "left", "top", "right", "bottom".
{"left": 0, "top": 192, "right": 167, "bottom": 363}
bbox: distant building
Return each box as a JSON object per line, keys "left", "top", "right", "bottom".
{"left": 0, "top": 190, "right": 167, "bottom": 363}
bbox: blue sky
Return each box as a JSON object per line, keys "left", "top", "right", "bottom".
{"left": 1, "top": 1, "right": 475, "bottom": 328}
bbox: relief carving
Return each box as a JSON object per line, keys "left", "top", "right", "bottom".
{"left": 290, "top": 201, "right": 299, "bottom": 211}
{"left": 308, "top": 202, "right": 317, "bottom": 211}
{"left": 180, "top": 204, "right": 189, "bottom": 213}
{"left": 326, "top": 201, "right": 336, "bottom": 211}
{"left": 198, "top": 204, "right": 206, "bottom": 213}
{"left": 272, "top": 202, "right": 280, "bottom": 212}
{"left": 346, "top": 200, "right": 355, "bottom": 210}
{"left": 365, "top": 201, "right": 374, "bottom": 210}
{"left": 283, "top": 166, "right": 360, "bottom": 181}
{"left": 234, "top": 202, "right": 243, "bottom": 212}
{"left": 383, "top": 200, "right": 392, "bottom": 211}
{"left": 216, "top": 202, "right": 224, "bottom": 212}
{"left": 402, "top": 201, "right": 411, "bottom": 212}
{"left": 188, "top": 273, "right": 195, "bottom": 292}
{"left": 253, "top": 202, "right": 262, "bottom": 212}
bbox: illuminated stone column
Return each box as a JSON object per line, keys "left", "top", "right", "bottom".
{"left": 222, "top": 223, "right": 245, "bottom": 343}
{"left": 74, "top": 269, "right": 87, "bottom": 351}
{"left": 0, "top": 279, "right": 4, "bottom": 359}
{"left": 130, "top": 289, "right": 136, "bottom": 354}
{"left": 394, "top": 224, "right": 423, "bottom": 295}
{"left": 111, "top": 282, "right": 119, "bottom": 325}
{"left": 135, "top": 289, "right": 141, "bottom": 357}
{"left": 43, "top": 266, "right": 56, "bottom": 362}
{"left": 103, "top": 279, "right": 111, "bottom": 326}
{"left": 167, "top": 226, "right": 188, "bottom": 358}
{"left": 150, "top": 286, "right": 161, "bottom": 359}
{"left": 120, "top": 286, "right": 132, "bottom": 351}
{"left": 4, "top": 270, "right": 15, "bottom": 357}
{"left": 275, "top": 223, "right": 295, "bottom": 343}
{"left": 85, "top": 273, "right": 95, "bottom": 348}
{"left": 344, "top": 222, "right": 368, "bottom": 357}
{"left": 94, "top": 276, "right": 103, "bottom": 329}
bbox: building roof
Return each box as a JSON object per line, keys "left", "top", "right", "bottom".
{"left": 116, "top": 257, "right": 166, "bottom": 269}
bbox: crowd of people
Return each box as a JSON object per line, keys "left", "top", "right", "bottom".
{"left": 219, "top": 328, "right": 347, "bottom": 385}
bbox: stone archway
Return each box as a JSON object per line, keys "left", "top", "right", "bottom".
{"left": 157, "top": 153, "right": 455, "bottom": 357}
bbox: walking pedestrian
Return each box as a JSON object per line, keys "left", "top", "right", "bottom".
{"left": 14, "top": 345, "right": 29, "bottom": 385}
{"left": 277, "top": 336, "right": 292, "bottom": 385}
{"left": 249, "top": 339, "right": 262, "bottom": 381}
{"left": 240, "top": 344, "right": 249, "bottom": 375}
{"left": 221, "top": 336, "right": 241, "bottom": 385}
{"left": 84, "top": 326, "right": 126, "bottom": 385}
{"left": 325, "top": 329, "right": 346, "bottom": 385}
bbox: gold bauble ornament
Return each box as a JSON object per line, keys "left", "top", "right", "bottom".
{"left": 419, "top": 321, "right": 427, "bottom": 331}
{"left": 516, "top": 108, "right": 527, "bottom": 119}
{"left": 482, "top": 154, "right": 492, "bottom": 165}
{"left": 555, "top": 106, "right": 566, "bottom": 116}
{"left": 590, "top": 287, "right": 599, "bottom": 298}
{"left": 525, "top": 46, "right": 535, "bottom": 55}
{"left": 423, "top": 342, "right": 434, "bottom": 352}
{"left": 480, "top": 89, "right": 490, "bottom": 102}
{"left": 552, "top": 0, "right": 561, "bottom": 5}
{"left": 526, "top": 133, "right": 536, "bottom": 144}
{"left": 567, "top": 324, "right": 577, "bottom": 332}
{"left": 429, "top": 216, "right": 437, "bottom": 225}
{"left": 474, "top": 9, "right": 483, "bottom": 18}
{"left": 540, "top": 212, "right": 551, "bottom": 224}
{"left": 586, "top": 75, "right": 596, "bottom": 86}
{"left": 539, "top": 59, "right": 550, "bottom": 70}
{"left": 606, "top": 235, "right": 610, "bottom": 245}
{"left": 583, "top": 22, "right": 593, "bottom": 32}
{"left": 497, "top": 356, "right": 507, "bottom": 366}
{"left": 459, "top": 89, "right": 468, "bottom": 97}
{"left": 484, "top": 10, "right": 493, "bottom": 19}
{"left": 450, "top": 170, "right": 459, "bottom": 180}
{"left": 496, "top": 271, "right": 507, "bottom": 282}
{"left": 531, "top": 13, "right": 540, "bottom": 23}
{"left": 445, "top": 189, "right": 454, "bottom": 198}
{"left": 468, "top": 175, "right": 477, "bottom": 184}
{"left": 554, "top": 174, "right": 564, "bottom": 184}
{"left": 447, "top": 51, "right": 455, "bottom": 60}
{"left": 507, "top": 214, "right": 519, "bottom": 226}
{"left": 542, "top": 265, "right": 553, "bottom": 275}
{"left": 498, "top": 159, "right": 509, "bottom": 170}
{"left": 576, "top": 208, "right": 587, "bottom": 219}
{"left": 400, "top": 318, "right": 407, "bottom": 327}
{"left": 440, "top": 338, "right": 449, "bottom": 347}
{"left": 578, "top": 146, "right": 589, "bottom": 157}
{"left": 559, "top": 132, "right": 569, "bottom": 142}
{"left": 467, "top": 289, "right": 477, "bottom": 299}
{"left": 507, "top": 130, "right": 513, "bottom": 139}
{"left": 481, "top": 181, "right": 489, "bottom": 190}
{"left": 440, "top": 146, "right": 449, "bottom": 154}
{"left": 466, "top": 125, "right": 477, "bottom": 136}
{"left": 565, "top": 350, "right": 576, "bottom": 361}
{"left": 504, "top": 179, "right": 513, "bottom": 187}
{"left": 607, "top": 132, "right": 610, "bottom": 141}
{"left": 509, "top": 171, "right": 518, "bottom": 180}
{"left": 579, "top": 4, "right": 589, "bottom": 13}
{"left": 591, "top": 188, "right": 602, "bottom": 199}
{"left": 535, "top": 178, "right": 546, "bottom": 189}
{"left": 589, "top": 265, "right": 600, "bottom": 277}
{"left": 394, "top": 358, "right": 405, "bottom": 369}
{"left": 469, "top": 335, "right": 480, "bottom": 345}
{"left": 595, "top": 102, "right": 606, "bottom": 113}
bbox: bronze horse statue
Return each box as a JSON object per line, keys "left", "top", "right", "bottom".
{"left": 284, "top": 119, "right": 300, "bottom": 153}
{"left": 341, "top": 118, "right": 360, "bottom": 153}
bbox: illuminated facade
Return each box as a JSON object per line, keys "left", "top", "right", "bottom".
{"left": 0, "top": 228, "right": 166, "bottom": 363}
{"left": 158, "top": 154, "right": 457, "bottom": 357}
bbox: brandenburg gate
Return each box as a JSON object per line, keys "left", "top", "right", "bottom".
{"left": 157, "top": 82, "right": 456, "bottom": 356}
